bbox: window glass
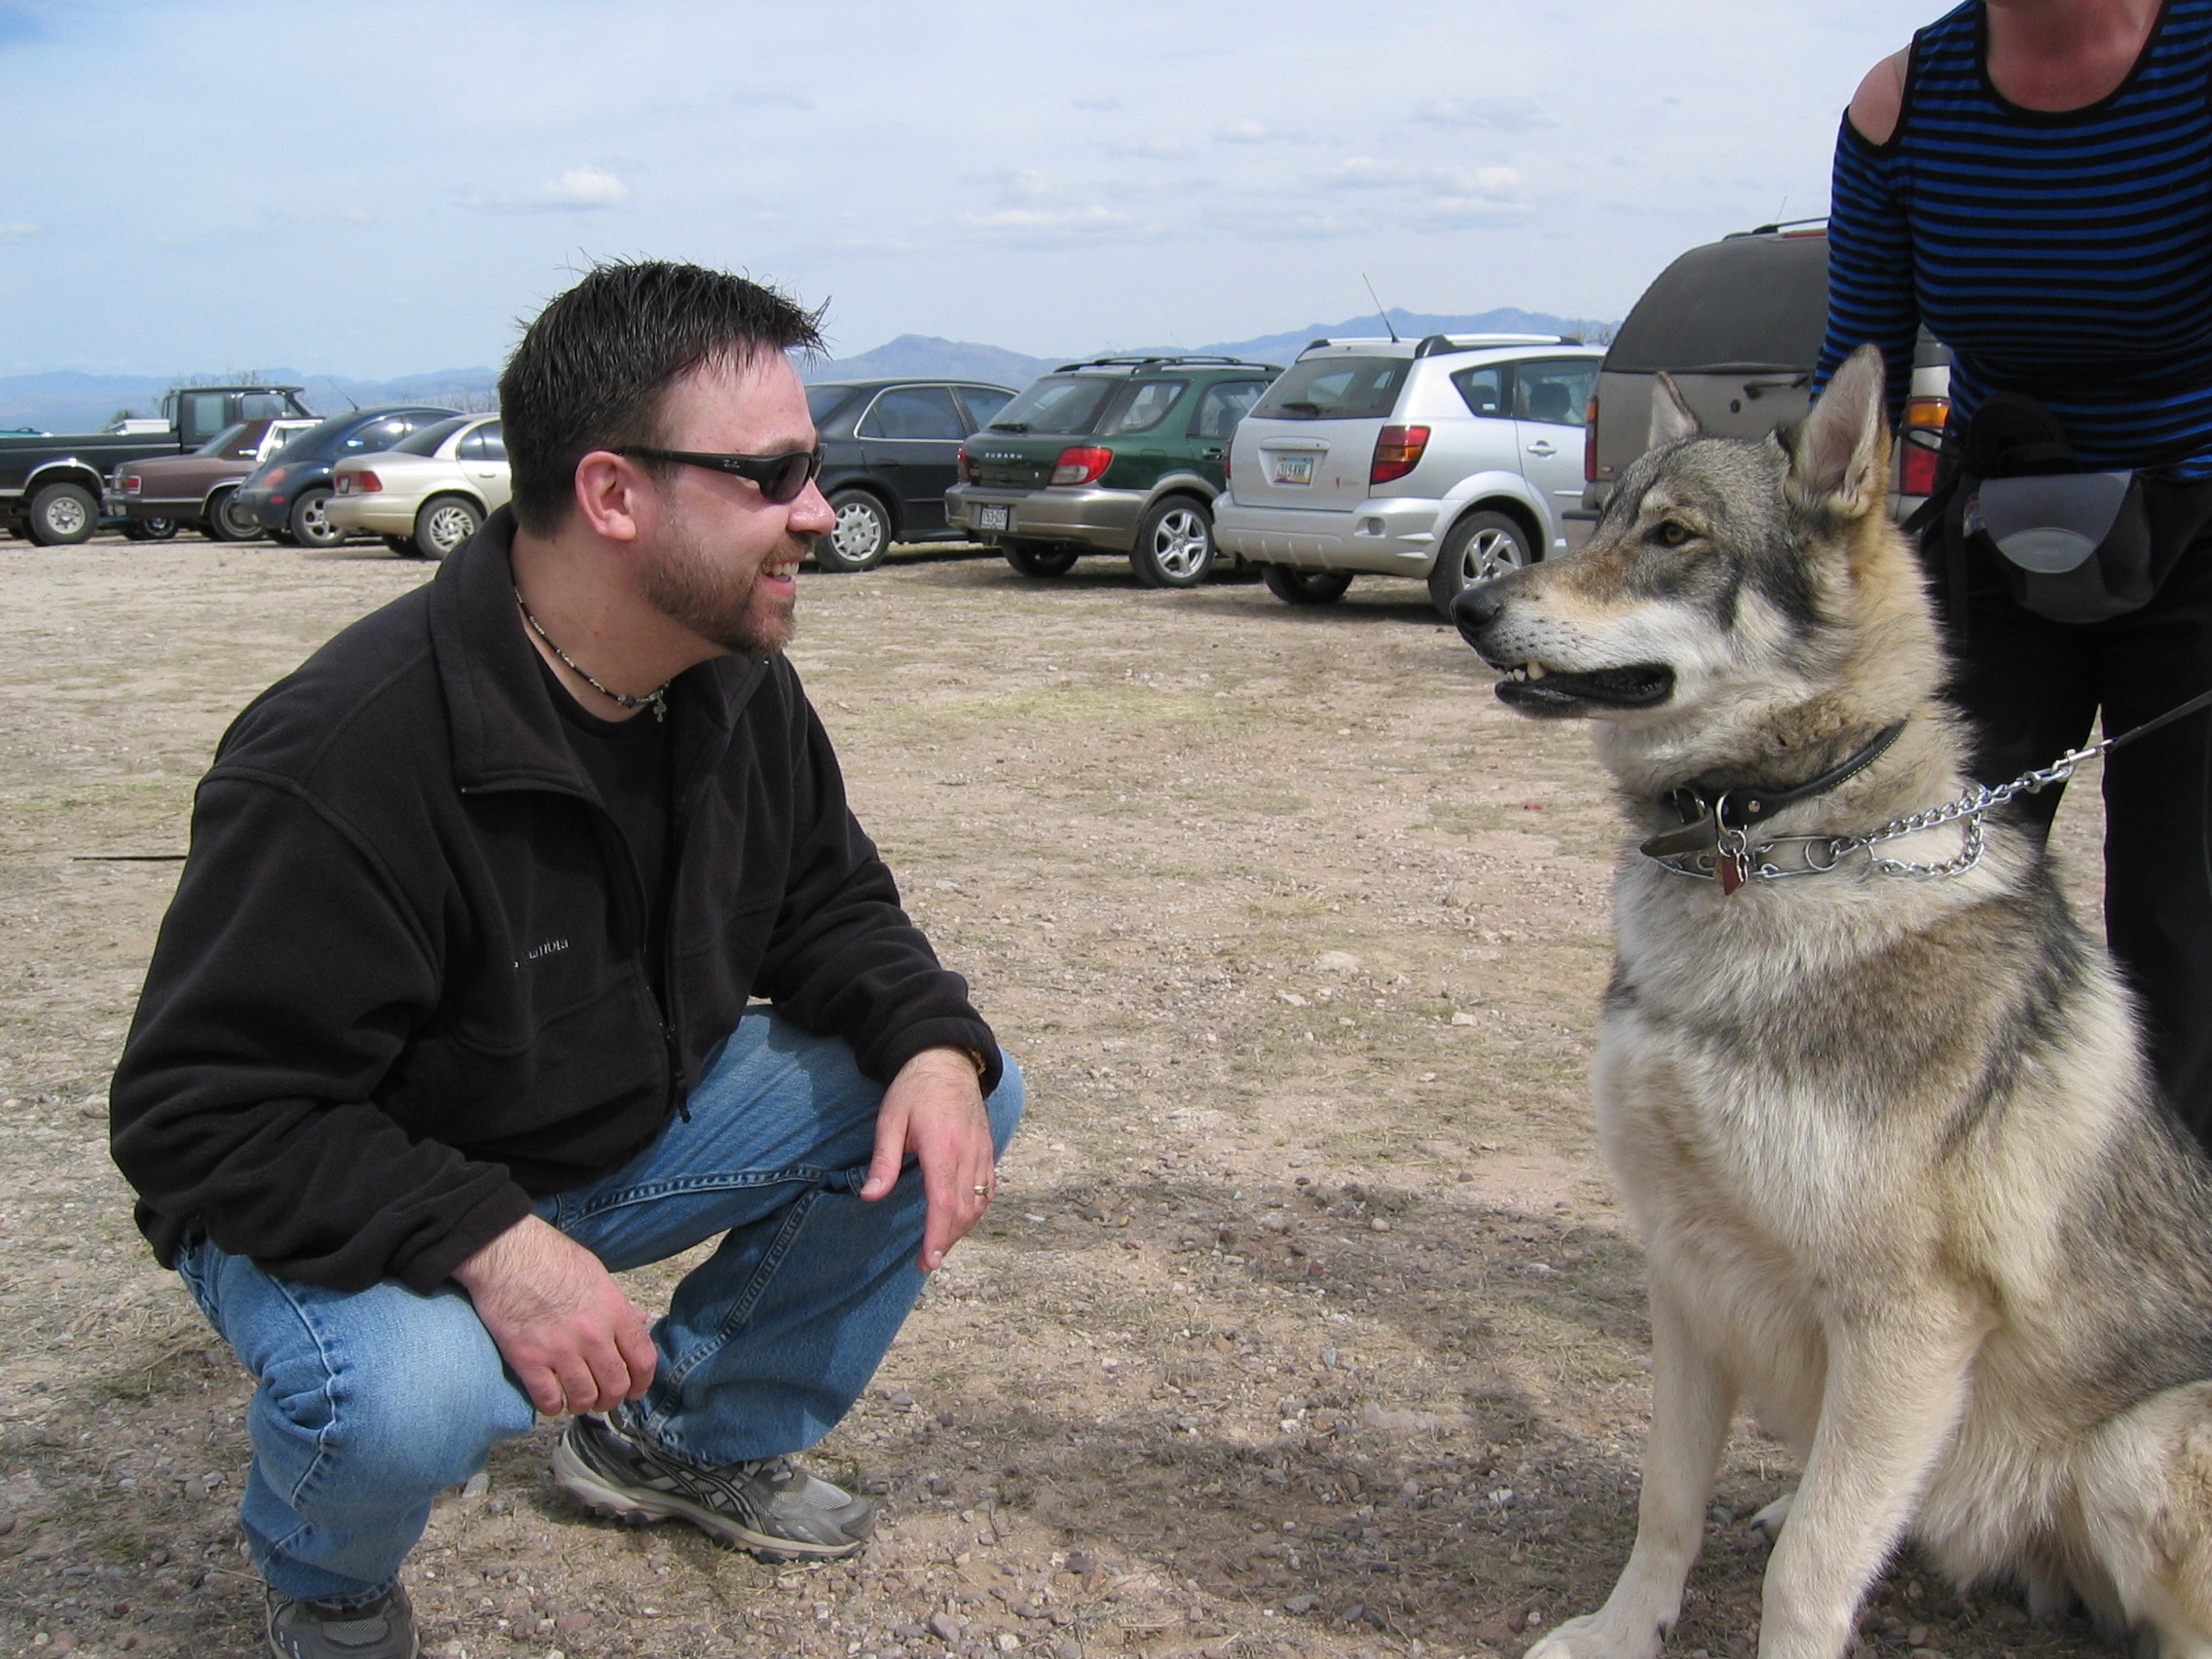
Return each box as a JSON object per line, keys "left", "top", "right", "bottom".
{"left": 1193, "top": 380, "right": 1268, "bottom": 439}
{"left": 343, "top": 419, "right": 415, "bottom": 453}
{"left": 392, "top": 416, "right": 473, "bottom": 457}
{"left": 194, "top": 422, "right": 250, "bottom": 459}
{"left": 1514, "top": 359, "right": 1597, "bottom": 426}
{"left": 1249, "top": 356, "right": 1409, "bottom": 421}
{"left": 859, "top": 386, "right": 968, "bottom": 440}
{"left": 461, "top": 422, "right": 506, "bottom": 461}
{"left": 186, "top": 393, "right": 227, "bottom": 435}
{"left": 1452, "top": 365, "right": 1508, "bottom": 419}
{"left": 989, "top": 375, "right": 1116, "bottom": 435}
{"left": 957, "top": 387, "right": 1013, "bottom": 430}
{"left": 238, "top": 394, "right": 289, "bottom": 421}
{"left": 807, "top": 383, "right": 863, "bottom": 425}
{"left": 1098, "top": 379, "right": 1189, "bottom": 437}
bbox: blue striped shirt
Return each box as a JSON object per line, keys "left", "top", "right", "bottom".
{"left": 1816, "top": 0, "right": 2212, "bottom": 478}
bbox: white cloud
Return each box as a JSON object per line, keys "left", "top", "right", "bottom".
{"left": 1411, "top": 95, "right": 1554, "bottom": 133}
{"left": 466, "top": 166, "right": 631, "bottom": 213}
{"left": 1215, "top": 120, "right": 1275, "bottom": 144}
{"left": 1104, "top": 137, "right": 1193, "bottom": 161}
{"left": 0, "top": 221, "right": 40, "bottom": 242}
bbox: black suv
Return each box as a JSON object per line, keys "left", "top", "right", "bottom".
{"left": 232, "top": 407, "right": 460, "bottom": 547}
{"left": 945, "top": 355, "right": 1279, "bottom": 587}
{"left": 804, "top": 379, "right": 1016, "bottom": 571}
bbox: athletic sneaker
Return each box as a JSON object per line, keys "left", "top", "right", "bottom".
{"left": 266, "top": 1584, "right": 418, "bottom": 1659}
{"left": 553, "top": 1409, "right": 877, "bottom": 1561}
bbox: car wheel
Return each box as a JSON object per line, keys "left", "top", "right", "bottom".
{"left": 24, "top": 482, "right": 97, "bottom": 545}
{"left": 287, "top": 487, "right": 342, "bottom": 548}
{"left": 1260, "top": 563, "right": 1352, "bottom": 606}
{"left": 124, "top": 516, "right": 178, "bottom": 541}
{"left": 412, "top": 495, "right": 481, "bottom": 560}
{"left": 1003, "top": 540, "right": 1078, "bottom": 577}
{"left": 816, "top": 490, "right": 893, "bottom": 571}
{"left": 1130, "top": 498, "right": 1215, "bottom": 588}
{"left": 208, "top": 489, "right": 263, "bottom": 542}
{"left": 267, "top": 528, "right": 300, "bottom": 547}
{"left": 1428, "top": 509, "right": 1533, "bottom": 619}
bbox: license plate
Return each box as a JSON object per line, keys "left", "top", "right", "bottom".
{"left": 977, "top": 503, "right": 1012, "bottom": 532}
{"left": 1271, "top": 455, "right": 1314, "bottom": 486}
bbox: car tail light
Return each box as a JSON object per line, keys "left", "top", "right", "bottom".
{"left": 1583, "top": 397, "right": 1600, "bottom": 483}
{"left": 1050, "top": 446, "right": 1113, "bottom": 486}
{"left": 955, "top": 445, "right": 973, "bottom": 483}
{"left": 352, "top": 471, "right": 383, "bottom": 495}
{"left": 1899, "top": 395, "right": 1950, "bottom": 498}
{"left": 121, "top": 474, "right": 140, "bottom": 495}
{"left": 1369, "top": 424, "right": 1429, "bottom": 486}
{"left": 1222, "top": 449, "right": 1232, "bottom": 484}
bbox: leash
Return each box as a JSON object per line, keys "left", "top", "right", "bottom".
{"left": 1641, "top": 685, "right": 2212, "bottom": 893}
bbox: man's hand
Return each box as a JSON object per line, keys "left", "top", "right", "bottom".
{"left": 860, "top": 1047, "right": 994, "bottom": 1272}
{"left": 453, "top": 1214, "right": 657, "bottom": 1416}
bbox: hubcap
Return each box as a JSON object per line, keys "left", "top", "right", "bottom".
{"left": 300, "top": 498, "right": 332, "bottom": 541}
{"left": 425, "top": 504, "right": 475, "bottom": 554}
{"left": 47, "top": 497, "right": 89, "bottom": 535}
{"left": 1151, "top": 508, "right": 1209, "bottom": 579}
{"left": 1461, "top": 527, "right": 1525, "bottom": 585}
{"left": 832, "top": 501, "right": 885, "bottom": 561}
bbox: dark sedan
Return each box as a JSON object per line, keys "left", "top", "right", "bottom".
{"left": 803, "top": 379, "right": 1014, "bottom": 571}
{"left": 231, "top": 406, "right": 460, "bottom": 547}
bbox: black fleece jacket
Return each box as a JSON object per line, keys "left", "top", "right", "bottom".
{"left": 110, "top": 510, "right": 998, "bottom": 1294}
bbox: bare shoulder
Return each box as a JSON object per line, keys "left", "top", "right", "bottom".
{"left": 1848, "top": 47, "right": 1911, "bottom": 145}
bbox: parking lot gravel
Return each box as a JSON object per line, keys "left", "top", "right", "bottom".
{"left": 0, "top": 534, "right": 2109, "bottom": 1658}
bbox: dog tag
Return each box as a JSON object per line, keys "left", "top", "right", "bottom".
{"left": 1718, "top": 850, "right": 1750, "bottom": 895}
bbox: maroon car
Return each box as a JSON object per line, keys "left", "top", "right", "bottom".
{"left": 108, "top": 417, "right": 319, "bottom": 541}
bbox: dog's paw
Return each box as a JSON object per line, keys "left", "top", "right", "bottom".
{"left": 1749, "top": 1490, "right": 1795, "bottom": 1545}
{"left": 1525, "top": 1612, "right": 1664, "bottom": 1659}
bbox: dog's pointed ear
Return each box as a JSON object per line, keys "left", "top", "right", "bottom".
{"left": 1648, "top": 373, "right": 1699, "bottom": 449}
{"left": 1786, "top": 345, "right": 1890, "bottom": 514}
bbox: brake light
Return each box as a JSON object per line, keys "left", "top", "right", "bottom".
{"left": 121, "top": 474, "right": 140, "bottom": 495}
{"left": 1370, "top": 424, "right": 1429, "bottom": 486}
{"left": 1583, "top": 397, "right": 1599, "bottom": 483}
{"left": 1050, "top": 446, "right": 1113, "bottom": 486}
{"left": 1899, "top": 395, "right": 1950, "bottom": 498}
{"left": 351, "top": 471, "right": 383, "bottom": 495}
{"left": 955, "top": 445, "right": 973, "bottom": 483}
{"left": 1222, "top": 449, "right": 1231, "bottom": 484}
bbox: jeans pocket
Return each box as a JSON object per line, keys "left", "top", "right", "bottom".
{"left": 171, "top": 1233, "right": 226, "bottom": 1337}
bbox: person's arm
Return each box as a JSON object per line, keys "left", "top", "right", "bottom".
{"left": 110, "top": 776, "right": 534, "bottom": 1293}
{"left": 1815, "top": 48, "right": 1919, "bottom": 430}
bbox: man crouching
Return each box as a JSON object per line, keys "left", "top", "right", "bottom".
{"left": 109, "top": 260, "right": 1021, "bottom": 1659}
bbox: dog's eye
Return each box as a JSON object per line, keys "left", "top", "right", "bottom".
{"left": 1655, "top": 520, "right": 1693, "bottom": 547}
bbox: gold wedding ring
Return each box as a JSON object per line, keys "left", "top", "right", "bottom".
{"left": 972, "top": 1184, "right": 991, "bottom": 1197}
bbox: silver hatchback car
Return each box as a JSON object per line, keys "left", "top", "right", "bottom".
{"left": 1214, "top": 334, "right": 1601, "bottom": 618}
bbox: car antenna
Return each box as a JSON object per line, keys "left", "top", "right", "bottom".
{"left": 1363, "top": 275, "right": 1400, "bottom": 343}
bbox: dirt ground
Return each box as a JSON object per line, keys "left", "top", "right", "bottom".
{"left": 0, "top": 532, "right": 2115, "bottom": 1659}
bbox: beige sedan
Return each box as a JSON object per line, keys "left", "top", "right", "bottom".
{"left": 328, "top": 413, "right": 510, "bottom": 558}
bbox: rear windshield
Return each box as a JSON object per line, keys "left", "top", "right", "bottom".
{"left": 392, "top": 416, "right": 474, "bottom": 457}
{"left": 1605, "top": 234, "right": 1830, "bottom": 374}
{"left": 1250, "top": 356, "right": 1409, "bottom": 421}
{"left": 807, "top": 383, "right": 864, "bottom": 425}
{"left": 195, "top": 422, "right": 250, "bottom": 458}
{"left": 989, "top": 375, "right": 1116, "bottom": 434}
{"left": 268, "top": 415, "right": 357, "bottom": 463}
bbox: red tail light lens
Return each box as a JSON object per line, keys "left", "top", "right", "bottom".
{"left": 121, "top": 474, "right": 141, "bottom": 494}
{"left": 955, "top": 445, "right": 973, "bottom": 483}
{"left": 351, "top": 471, "right": 383, "bottom": 495}
{"left": 1050, "top": 446, "right": 1113, "bottom": 486}
{"left": 1583, "top": 397, "right": 1600, "bottom": 483}
{"left": 1899, "top": 395, "right": 1950, "bottom": 497}
{"left": 1369, "top": 424, "right": 1430, "bottom": 486}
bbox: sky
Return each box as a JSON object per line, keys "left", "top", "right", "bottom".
{"left": 0, "top": 0, "right": 1937, "bottom": 380}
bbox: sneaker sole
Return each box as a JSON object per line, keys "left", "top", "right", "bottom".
{"left": 550, "top": 1434, "right": 868, "bottom": 1564}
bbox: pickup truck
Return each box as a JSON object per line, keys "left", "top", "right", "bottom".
{"left": 1, "top": 384, "right": 316, "bottom": 544}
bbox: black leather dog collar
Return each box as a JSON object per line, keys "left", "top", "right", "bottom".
{"left": 1640, "top": 720, "right": 1908, "bottom": 861}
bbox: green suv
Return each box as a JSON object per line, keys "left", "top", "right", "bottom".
{"left": 944, "top": 354, "right": 1279, "bottom": 587}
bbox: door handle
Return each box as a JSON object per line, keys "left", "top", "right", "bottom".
{"left": 1526, "top": 441, "right": 1557, "bottom": 457}
{"left": 1198, "top": 447, "right": 1224, "bottom": 460}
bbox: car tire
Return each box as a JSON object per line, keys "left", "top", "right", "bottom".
{"left": 208, "top": 488, "right": 262, "bottom": 542}
{"left": 1428, "top": 509, "right": 1533, "bottom": 619}
{"left": 267, "top": 528, "right": 299, "bottom": 547}
{"left": 1260, "top": 563, "right": 1352, "bottom": 606}
{"left": 24, "top": 482, "right": 97, "bottom": 545}
{"left": 124, "top": 517, "right": 178, "bottom": 541}
{"left": 287, "top": 487, "right": 342, "bottom": 548}
{"left": 816, "top": 489, "right": 893, "bottom": 571}
{"left": 412, "top": 494, "right": 481, "bottom": 560}
{"left": 1003, "top": 540, "right": 1078, "bottom": 577}
{"left": 1130, "top": 497, "right": 1215, "bottom": 588}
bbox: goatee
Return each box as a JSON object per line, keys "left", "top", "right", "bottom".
{"left": 645, "top": 526, "right": 810, "bottom": 656}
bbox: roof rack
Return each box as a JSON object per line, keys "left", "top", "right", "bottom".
{"left": 1410, "top": 333, "right": 1565, "bottom": 358}
{"left": 1730, "top": 216, "right": 1829, "bottom": 240}
{"left": 1052, "top": 352, "right": 1273, "bottom": 372}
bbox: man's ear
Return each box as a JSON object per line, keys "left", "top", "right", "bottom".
{"left": 1785, "top": 345, "right": 1889, "bottom": 515}
{"left": 572, "top": 451, "right": 649, "bottom": 543}
{"left": 1648, "top": 373, "right": 1699, "bottom": 448}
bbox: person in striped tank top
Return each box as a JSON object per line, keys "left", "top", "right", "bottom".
{"left": 1818, "top": 0, "right": 2212, "bottom": 1156}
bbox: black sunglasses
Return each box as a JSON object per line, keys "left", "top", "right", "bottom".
{"left": 615, "top": 445, "right": 823, "bottom": 504}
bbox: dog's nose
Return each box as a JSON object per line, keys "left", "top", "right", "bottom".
{"left": 1451, "top": 580, "right": 1506, "bottom": 647}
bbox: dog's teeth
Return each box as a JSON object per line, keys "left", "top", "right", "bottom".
{"left": 1526, "top": 661, "right": 1548, "bottom": 681}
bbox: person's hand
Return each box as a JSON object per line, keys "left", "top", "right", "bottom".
{"left": 860, "top": 1046, "right": 994, "bottom": 1272}
{"left": 453, "top": 1214, "right": 657, "bottom": 1416}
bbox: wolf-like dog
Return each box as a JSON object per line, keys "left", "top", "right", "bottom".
{"left": 1453, "top": 346, "right": 2212, "bottom": 1659}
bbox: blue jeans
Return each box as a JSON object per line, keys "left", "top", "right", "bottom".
{"left": 172, "top": 1009, "right": 1023, "bottom": 1606}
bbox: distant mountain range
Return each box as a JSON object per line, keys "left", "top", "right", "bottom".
{"left": 0, "top": 308, "right": 1615, "bottom": 433}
